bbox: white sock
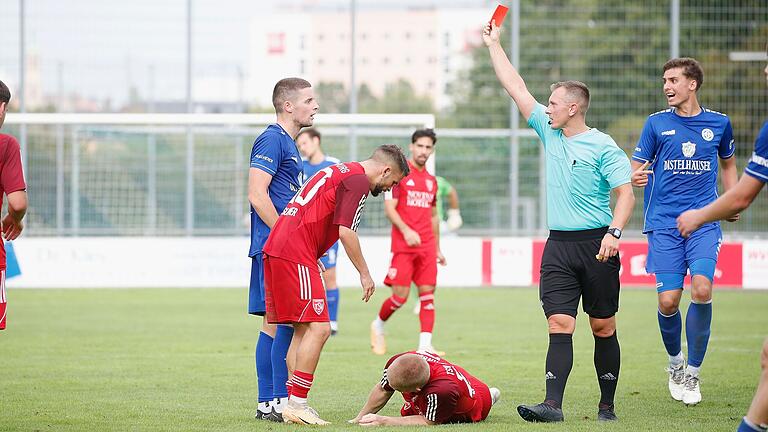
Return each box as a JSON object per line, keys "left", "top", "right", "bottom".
{"left": 669, "top": 351, "right": 684, "bottom": 367}
{"left": 258, "top": 401, "right": 271, "bottom": 414}
{"left": 273, "top": 397, "right": 287, "bottom": 413}
{"left": 373, "top": 318, "right": 385, "bottom": 334}
{"left": 289, "top": 395, "right": 307, "bottom": 406}
{"left": 330, "top": 321, "right": 338, "bottom": 331}
{"left": 418, "top": 332, "right": 432, "bottom": 349}
{"left": 686, "top": 365, "right": 700, "bottom": 377}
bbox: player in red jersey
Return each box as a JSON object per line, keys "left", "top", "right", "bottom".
{"left": 371, "top": 129, "right": 446, "bottom": 356}
{"left": 0, "top": 80, "right": 28, "bottom": 331}
{"left": 263, "top": 144, "right": 409, "bottom": 425}
{"left": 349, "top": 351, "right": 500, "bottom": 426}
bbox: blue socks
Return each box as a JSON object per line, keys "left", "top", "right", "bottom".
{"left": 327, "top": 288, "right": 340, "bottom": 322}
{"left": 255, "top": 331, "right": 274, "bottom": 403}
{"left": 271, "top": 324, "right": 294, "bottom": 399}
{"left": 738, "top": 417, "right": 767, "bottom": 432}
{"left": 686, "top": 301, "right": 712, "bottom": 368}
{"left": 658, "top": 309, "right": 682, "bottom": 357}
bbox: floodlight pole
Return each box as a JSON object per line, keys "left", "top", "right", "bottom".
{"left": 185, "top": 0, "right": 195, "bottom": 236}
{"left": 509, "top": 0, "right": 520, "bottom": 233}
{"left": 670, "top": 0, "right": 679, "bottom": 59}
{"left": 349, "top": 0, "right": 358, "bottom": 162}
{"left": 19, "top": 0, "right": 27, "bottom": 177}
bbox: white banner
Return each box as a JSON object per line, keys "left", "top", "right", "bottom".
{"left": 491, "top": 237, "right": 533, "bottom": 286}
{"left": 743, "top": 240, "right": 768, "bottom": 290}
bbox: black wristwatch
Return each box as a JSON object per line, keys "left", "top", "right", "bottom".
{"left": 607, "top": 227, "right": 622, "bottom": 239}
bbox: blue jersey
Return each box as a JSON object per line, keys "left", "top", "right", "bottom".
{"left": 302, "top": 155, "right": 341, "bottom": 179}
{"left": 249, "top": 124, "right": 304, "bottom": 257}
{"left": 745, "top": 121, "right": 768, "bottom": 183}
{"left": 633, "top": 108, "right": 735, "bottom": 233}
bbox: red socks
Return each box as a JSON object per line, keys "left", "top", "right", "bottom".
{"left": 419, "top": 291, "right": 435, "bottom": 332}
{"left": 378, "top": 295, "right": 407, "bottom": 321}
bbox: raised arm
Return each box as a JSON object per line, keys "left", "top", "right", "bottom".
{"left": 482, "top": 21, "right": 537, "bottom": 120}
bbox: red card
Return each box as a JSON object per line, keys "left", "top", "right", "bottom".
{"left": 490, "top": 4, "right": 509, "bottom": 27}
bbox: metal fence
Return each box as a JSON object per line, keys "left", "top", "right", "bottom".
{"left": 2, "top": 1, "right": 767, "bottom": 237}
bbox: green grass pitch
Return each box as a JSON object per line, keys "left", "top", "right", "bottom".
{"left": 1, "top": 287, "right": 766, "bottom": 431}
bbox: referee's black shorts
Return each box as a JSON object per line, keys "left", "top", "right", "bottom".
{"left": 539, "top": 227, "right": 620, "bottom": 319}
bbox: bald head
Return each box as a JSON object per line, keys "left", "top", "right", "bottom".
{"left": 386, "top": 354, "right": 430, "bottom": 392}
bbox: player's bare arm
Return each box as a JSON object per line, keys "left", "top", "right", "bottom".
{"left": 384, "top": 198, "right": 421, "bottom": 247}
{"left": 358, "top": 413, "right": 434, "bottom": 427}
{"left": 677, "top": 175, "right": 765, "bottom": 238}
{"left": 2, "top": 189, "right": 26, "bottom": 241}
{"left": 432, "top": 207, "right": 446, "bottom": 266}
{"left": 349, "top": 383, "right": 394, "bottom": 424}
{"left": 482, "top": 21, "right": 537, "bottom": 120}
{"left": 630, "top": 160, "right": 652, "bottom": 188}
{"left": 339, "top": 225, "right": 375, "bottom": 302}
{"left": 248, "top": 168, "right": 279, "bottom": 229}
{"left": 719, "top": 156, "right": 740, "bottom": 222}
{"left": 597, "top": 183, "right": 634, "bottom": 263}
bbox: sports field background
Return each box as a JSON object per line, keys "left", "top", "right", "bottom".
{"left": 1, "top": 286, "right": 766, "bottom": 431}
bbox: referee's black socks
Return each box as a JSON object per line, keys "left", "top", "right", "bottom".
{"left": 544, "top": 333, "right": 573, "bottom": 409}
{"left": 594, "top": 332, "right": 621, "bottom": 407}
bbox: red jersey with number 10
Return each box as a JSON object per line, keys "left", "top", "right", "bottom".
{"left": 387, "top": 161, "right": 436, "bottom": 253}
{"left": 263, "top": 161, "right": 369, "bottom": 268}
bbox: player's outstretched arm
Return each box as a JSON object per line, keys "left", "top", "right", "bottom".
{"left": 482, "top": 21, "right": 536, "bottom": 120}
{"left": 2, "top": 190, "right": 26, "bottom": 241}
{"left": 339, "top": 226, "right": 375, "bottom": 302}
{"left": 677, "top": 175, "right": 765, "bottom": 237}
{"left": 248, "top": 168, "right": 279, "bottom": 229}
{"left": 349, "top": 383, "right": 395, "bottom": 424}
{"left": 357, "top": 414, "right": 434, "bottom": 427}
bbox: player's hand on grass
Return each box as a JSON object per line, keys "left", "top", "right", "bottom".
{"left": 596, "top": 233, "right": 619, "bottom": 263}
{"left": 360, "top": 273, "right": 375, "bottom": 302}
{"left": 482, "top": 20, "right": 501, "bottom": 47}
{"left": 1, "top": 214, "right": 23, "bottom": 241}
{"left": 358, "top": 413, "right": 387, "bottom": 426}
{"left": 676, "top": 209, "right": 704, "bottom": 238}
{"left": 631, "top": 161, "right": 653, "bottom": 187}
{"left": 437, "top": 250, "right": 447, "bottom": 266}
{"left": 403, "top": 227, "right": 422, "bottom": 247}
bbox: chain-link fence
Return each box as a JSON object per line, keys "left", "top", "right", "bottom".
{"left": 2, "top": 1, "right": 767, "bottom": 237}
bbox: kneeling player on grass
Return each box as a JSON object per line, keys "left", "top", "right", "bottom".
{"left": 263, "top": 144, "right": 408, "bottom": 425}
{"left": 349, "top": 351, "right": 500, "bottom": 426}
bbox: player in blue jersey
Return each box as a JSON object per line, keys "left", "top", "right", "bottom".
{"left": 676, "top": 54, "right": 768, "bottom": 432}
{"left": 296, "top": 127, "right": 343, "bottom": 335}
{"left": 631, "top": 58, "right": 739, "bottom": 406}
{"left": 250, "top": 77, "right": 318, "bottom": 422}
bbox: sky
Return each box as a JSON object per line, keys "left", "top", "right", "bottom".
{"left": 0, "top": 0, "right": 493, "bottom": 110}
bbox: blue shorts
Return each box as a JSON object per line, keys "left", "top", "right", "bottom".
{"left": 646, "top": 224, "right": 722, "bottom": 290}
{"left": 248, "top": 254, "right": 266, "bottom": 315}
{"left": 320, "top": 242, "right": 339, "bottom": 270}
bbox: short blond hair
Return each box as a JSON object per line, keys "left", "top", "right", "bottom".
{"left": 387, "top": 354, "right": 429, "bottom": 391}
{"left": 550, "top": 80, "right": 590, "bottom": 114}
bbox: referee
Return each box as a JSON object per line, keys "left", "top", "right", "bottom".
{"left": 483, "top": 21, "right": 634, "bottom": 423}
